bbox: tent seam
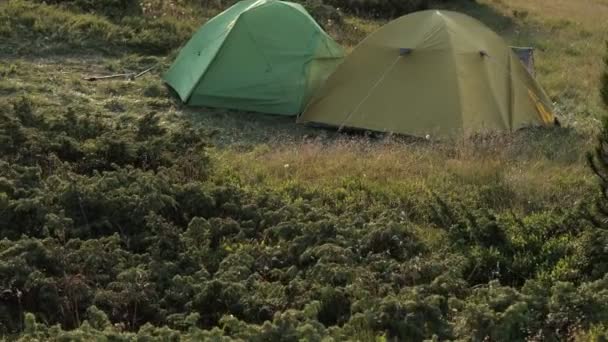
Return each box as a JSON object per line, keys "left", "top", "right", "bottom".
{"left": 479, "top": 53, "right": 510, "bottom": 131}
{"left": 441, "top": 16, "right": 466, "bottom": 136}
{"left": 185, "top": 1, "right": 268, "bottom": 101}
{"left": 298, "top": 30, "right": 322, "bottom": 112}
{"left": 182, "top": 23, "right": 238, "bottom": 101}
{"left": 279, "top": 2, "right": 334, "bottom": 41}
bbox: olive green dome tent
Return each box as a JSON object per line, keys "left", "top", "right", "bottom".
{"left": 163, "top": 0, "right": 345, "bottom": 115}
{"left": 297, "top": 10, "right": 556, "bottom": 137}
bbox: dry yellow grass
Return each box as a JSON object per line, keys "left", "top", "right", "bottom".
{"left": 213, "top": 136, "right": 595, "bottom": 214}
{"left": 479, "top": 0, "right": 608, "bottom": 122}
{"left": 489, "top": 0, "right": 608, "bottom": 29}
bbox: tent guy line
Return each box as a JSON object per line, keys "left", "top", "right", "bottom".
{"left": 82, "top": 63, "right": 160, "bottom": 82}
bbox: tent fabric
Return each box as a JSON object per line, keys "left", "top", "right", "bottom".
{"left": 511, "top": 46, "right": 536, "bottom": 76}
{"left": 163, "top": 0, "right": 345, "bottom": 115}
{"left": 297, "top": 10, "right": 556, "bottom": 137}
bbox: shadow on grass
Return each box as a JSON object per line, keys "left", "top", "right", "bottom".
{"left": 431, "top": 0, "right": 516, "bottom": 32}
{"left": 180, "top": 96, "right": 587, "bottom": 163}
{"left": 167, "top": 81, "right": 587, "bottom": 157}
{"left": 430, "top": 0, "right": 549, "bottom": 48}
{"left": 507, "top": 125, "right": 591, "bottom": 163}
{"left": 180, "top": 107, "right": 329, "bottom": 149}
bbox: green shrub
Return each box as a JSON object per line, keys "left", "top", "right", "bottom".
{"left": 143, "top": 84, "right": 164, "bottom": 98}
{"left": 575, "top": 324, "right": 608, "bottom": 341}
{"left": 120, "top": 16, "right": 194, "bottom": 54}
{"left": 326, "top": 0, "right": 429, "bottom": 18}
{"left": 32, "top": 0, "right": 141, "bottom": 19}
{"left": 587, "top": 116, "right": 608, "bottom": 228}
{"left": 304, "top": 0, "right": 344, "bottom": 26}
{"left": 602, "top": 42, "right": 608, "bottom": 108}
{"left": 1, "top": 1, "right": 194, "bottom": 55}
{"left": 11, "top": 96, "right": 40, "bottom": 128}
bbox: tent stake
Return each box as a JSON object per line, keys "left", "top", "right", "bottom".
{"left": 82, "top": 64, "right": 158, "bottom": 82}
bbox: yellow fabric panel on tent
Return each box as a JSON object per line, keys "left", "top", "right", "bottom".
{"left": 298, "top": 10, "right": 555, "bottom": 137}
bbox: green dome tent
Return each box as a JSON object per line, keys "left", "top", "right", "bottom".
{"left": 163, "top": 0, "right": 345, "bottom": 115}
{"left": 297, "top": 10, "right": 556, "bottom": 137}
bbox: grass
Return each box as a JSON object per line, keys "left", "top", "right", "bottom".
{"left": 0, "top": 0, "right": 200, "bottom": 55}
{"left": 475, "top": 0, "right": 608, "bottom": 123}
{"left": 0, "top": 0, "right": 604, "bottom": 217}
{"left": 213, "top": 132, "right": 594, "bottom": 215}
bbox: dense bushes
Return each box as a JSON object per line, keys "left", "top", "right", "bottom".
{"left": 32, "top": 0, "right": 141, "bottom": 19}
{"left": 602, "top": 42, "right": 608, "bottom": 107}
{"left": 1, "top": 93, "right": 608, "bottom": 340}
{"left": 0, "top": 1, "right": 195, "bottom": 54}
{"left": 189, "top": 0, "right": 431, "bottom": 19}
{"left": 0, "top": 0, "right": 474, "bottom": 56}
{"left": 319, "top": 0, "right": 471, "bottom": 18}
{"left": 325, "top": 0, "right": 429, "bottom": 17}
